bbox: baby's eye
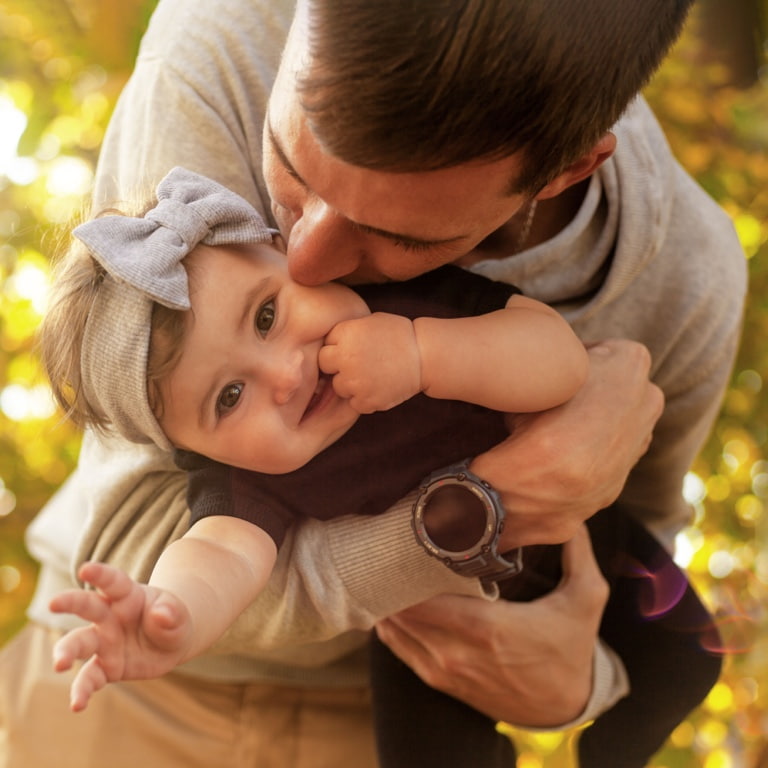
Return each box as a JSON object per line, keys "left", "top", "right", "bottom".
{"left": 255, "top": 299, "right": 276, "bottom": 337}
{"left": 217, "top": 383, "right": 243, "bottom": 414}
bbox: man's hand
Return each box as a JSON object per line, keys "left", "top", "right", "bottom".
{"left": 472, "top": 339, "right": 664, "bottom": 548}
{"left": 320, "top": 312, "right": 422, "bottom": 413}
{"left": 375, "top": 525, "right": 608, "bottom": 727}
{"left": 49, "top": 562, "right": 193, "bottom": 712}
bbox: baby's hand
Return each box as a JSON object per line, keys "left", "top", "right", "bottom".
{"left": 319, "top": 312, "right": 422, "bottom": 413}
{"left": 49, "top": 562, "right": 193, "bottom": 712}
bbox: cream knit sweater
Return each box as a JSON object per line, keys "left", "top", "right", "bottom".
{"left": 26, "top": 0, "right": 746, "bottom": 727}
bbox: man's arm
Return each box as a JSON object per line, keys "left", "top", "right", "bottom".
{"left": 479, "top": 340, "right": 664, "bottom": 548}
{"left": 375, "top": 526, "right": 628, "bottom": 728}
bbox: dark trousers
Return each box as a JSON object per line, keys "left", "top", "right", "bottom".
{"left": 371, "top": 507, "right": 723, "bottom": 768}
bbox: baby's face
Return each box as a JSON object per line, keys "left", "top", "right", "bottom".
{"left": 158, "top": 242, "right": 369, "bottom": 474}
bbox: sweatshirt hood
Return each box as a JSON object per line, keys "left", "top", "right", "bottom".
{"left": 470, "top": 97, "right": 677, "bottom": 323}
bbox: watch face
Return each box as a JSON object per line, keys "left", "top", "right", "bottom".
{"left": 421, "top": 484, "right": 488, "bottom": 553}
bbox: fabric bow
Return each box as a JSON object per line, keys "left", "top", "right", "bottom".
{"left": 74, "top": 166, "right": 273, "bottom": 309}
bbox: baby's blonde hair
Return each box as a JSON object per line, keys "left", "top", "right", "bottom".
{"left": 39, "top": 203, "right": 188, "bottom": 434}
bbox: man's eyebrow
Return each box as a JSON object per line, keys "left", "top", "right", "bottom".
{"left": 268, "top": 122, "right": 307, "bottom": 187}
{"left": 267, "top": 122, "right": 466, "bottom": 249}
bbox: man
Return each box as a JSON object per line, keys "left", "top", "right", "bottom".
{"left": 0, "top": 1, "right": 745, "bottom": 766}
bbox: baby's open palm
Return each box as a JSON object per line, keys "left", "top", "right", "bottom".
{"left": 49, "top": 561, "right": 194, "bottom": 711}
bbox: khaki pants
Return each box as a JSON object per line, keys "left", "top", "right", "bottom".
{"left": 0, "top": 623, "right": 378, "bottom": 768}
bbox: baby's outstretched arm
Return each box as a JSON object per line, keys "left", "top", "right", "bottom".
{"left": 50, "top": 516, "right": 277, "bottom": 711}
{"left": 50, "top": 562, "right": 194, "bottom": 711}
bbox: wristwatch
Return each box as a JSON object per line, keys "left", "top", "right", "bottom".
{"left": 412, "top": 460, "right": 523, "bottom": 583}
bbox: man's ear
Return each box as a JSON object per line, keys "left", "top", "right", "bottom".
{"left": 535, "top": 132, "right": 617, "bottom": 200}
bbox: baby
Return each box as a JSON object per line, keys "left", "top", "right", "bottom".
{"left": 40, "top": 167, "right": 588, "bottom": 711}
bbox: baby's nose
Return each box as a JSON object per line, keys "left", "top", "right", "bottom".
{"left": 268, "top": 349, "right": 304, "bottom": 405}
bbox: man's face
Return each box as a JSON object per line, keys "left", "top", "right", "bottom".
{"left": 263, "top": 14, "right": 530, "bottom": 286}
{"left": 158, "top": 243, "right": 369, "bottom": 474}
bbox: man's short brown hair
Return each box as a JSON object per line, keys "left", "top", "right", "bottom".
{"left": 299, "top": 0, "right": 693, "bottom": 193}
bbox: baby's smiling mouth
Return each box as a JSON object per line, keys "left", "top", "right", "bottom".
{"left": 302, "top": 372, "right": 333, "bottom": 421}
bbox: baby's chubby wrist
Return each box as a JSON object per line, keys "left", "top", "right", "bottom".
{"left": 411, "top": 316, "right": 443, "bottom": 395}
{"left": 375, "top": 313, "right": 423, "bottom": 402}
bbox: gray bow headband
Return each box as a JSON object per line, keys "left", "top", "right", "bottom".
{"left": 76, "top": 166, "right": 275, "bottom": 449}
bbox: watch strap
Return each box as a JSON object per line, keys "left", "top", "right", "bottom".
{"left": 445, "top": 545, "right": 523, "bottom": 583}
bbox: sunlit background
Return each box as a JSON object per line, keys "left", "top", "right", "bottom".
{"left": 1, "top": 0, "right": 767, "bottom": 765}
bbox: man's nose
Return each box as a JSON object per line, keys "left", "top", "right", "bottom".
{"left": 286, "top": 200, "right": 362, "bottom": 286}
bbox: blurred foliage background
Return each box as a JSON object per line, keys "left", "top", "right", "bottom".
{"left": 0, "top": 0, "right": 766, "bottom": 765}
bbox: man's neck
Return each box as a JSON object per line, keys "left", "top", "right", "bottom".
{"left": 459, "top": 177, "right": 590, "bottom": 265}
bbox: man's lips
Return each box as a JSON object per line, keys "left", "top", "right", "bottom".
{"left": 302, "top": 372, "right": 334, "bottom": 421}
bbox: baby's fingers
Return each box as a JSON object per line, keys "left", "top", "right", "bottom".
{"left": 77, "top": 561, "right": 135, "bottom": 600}
{"left": 69, "top": 655, "right": 108, "bottom": 713}
{"left": 52, "top": 625, "right": 100, "bottom": 672}
{"left": 318, "top": 344, "right": 339, "bottom": 375}
{"left": 50, "top": 587, "right": 112, "bottom": 625}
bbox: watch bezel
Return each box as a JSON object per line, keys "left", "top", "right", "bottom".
{"left": 412, "top": 462, "right": 523, "bottom": 582}
{"left": 412, "top": 470, "right": 502, "bottom": 562}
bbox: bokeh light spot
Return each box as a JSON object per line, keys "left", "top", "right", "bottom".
{"left": 8, "top": 260, "right": 49, "bottom": 311}
{"left": 735, "top": 494, "right": 763, "bottom": 525}
{"left": 703, "top": 748, "right": 732, "bottom": 768}
{"left": 757, "top": 551, "right": 768, "bottom": 585}
{"left": 0, "top": 486, "right": 16, "bottom": 517}
{"left": 0, "top": 565, "right": 21, "bottom": 593}
{"left": 706, "top": 475, "right": 731, "bottom": 502}
{"left": 0, "top": 384, "right": 56, "bottom": 421}
{"left": 751, "top": 471, "right": 768, "bottom": 498}
{"left": 696, "top": 718, "right": 728, "bottom": 750}
{"left": 516, "top": 756, "right": 542, "bottom": 768}
{"left": 706, "top": 682, "right": 734, "bottom": 714}
{"left": 683, "top": 472, "right": 706, "bottom": 505}
{"left": 669, "top": 720, "right": 696, "bottom": 748}
{"left": 723, "top": 439, "right": 751, "bottom": 469}
{"left": 6, "top": 156, "right": 38, "bottom": 186}
{"left": 0, "top": 94, "right": 27, "bottom": 175}
{"left": 736, "top": 369, "right": 762, "bottom": 393}
{"left": 708, "top": 550, "right": 736, "bottom": 579}
{"left": 46, "top": 155, "right": 93, "bottom": 197}
{"left": 674, "top": 526, "right": 704, "bottom": 568}
{"left": 733, "top": 212, "right": 764, "bottom": 257}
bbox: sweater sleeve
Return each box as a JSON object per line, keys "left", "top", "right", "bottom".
{"left": 514, "top": 640, "right": 630, "bottom": 734}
